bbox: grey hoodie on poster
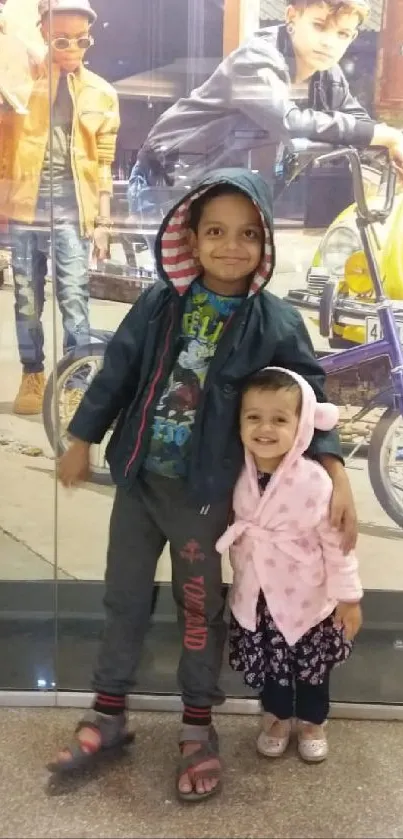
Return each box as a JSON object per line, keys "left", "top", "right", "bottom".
{"left": 130, "top": 24, "right": 375, "bottom": 195}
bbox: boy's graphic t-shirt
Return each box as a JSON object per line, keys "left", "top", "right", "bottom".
{"left": 145, "top": 280, "right": 245, "bottom": 478}
{"left": 39, "top": 74, "right": 75, "bottom": 200}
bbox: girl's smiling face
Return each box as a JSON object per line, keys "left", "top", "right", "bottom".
{"left": 241, "top": 385, "right": 301, "bottom": 472}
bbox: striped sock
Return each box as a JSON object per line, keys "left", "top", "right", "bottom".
{"left": 93, "top": 692, "right": 126, "bottom": 716}
{"left": 182, "top": 704, "right": 212, "bottom": 727}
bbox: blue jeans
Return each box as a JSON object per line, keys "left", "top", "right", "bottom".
{"left": 10, "top": 221, "right": 90, "bottom": 373}
{"left": 128, "top": 157, "right": 189, "bottom": 262}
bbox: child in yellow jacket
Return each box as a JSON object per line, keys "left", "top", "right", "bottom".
{"left": 0, "top": 0, "right": 120, "bottom": 415}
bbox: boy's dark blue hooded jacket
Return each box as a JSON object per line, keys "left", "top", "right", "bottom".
{"left": 69, "top": 168, "right": 342, "bottom": 505}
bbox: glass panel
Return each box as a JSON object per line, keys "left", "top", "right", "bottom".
{"left": 56, "top": 0, "right": 403, "bottom": 708}
{"left": 0, "top": 0, "right": 56, "bottom": 693}
{"left": 259, "top": 0, "right": 403, "bottom": 705}
{"left": 2, "top": 0, "right": 401, "bottom": 709}
{"left": 49, "top": 0, "right": 397, "bottom": 712}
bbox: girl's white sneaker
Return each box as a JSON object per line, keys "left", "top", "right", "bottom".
{"left": 297, "top": 721, "right": 328, "bottom": 763}
{"left": 256, "top": 713, "right": 292, "bottom": 758}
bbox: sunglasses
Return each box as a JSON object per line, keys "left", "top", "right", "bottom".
{"left": 51, "top": 35, "right": 94, "bottom": 50}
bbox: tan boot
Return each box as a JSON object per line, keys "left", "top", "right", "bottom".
{"left": 13, "top": 372, "right": 45, "bottom": 415}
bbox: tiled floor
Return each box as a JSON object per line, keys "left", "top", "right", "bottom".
{"left": 1, "top": 709, "right": 403, "bottom": 838}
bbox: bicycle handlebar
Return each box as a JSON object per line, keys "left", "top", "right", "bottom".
{"left": 317, "top": 146, "right": 395, "bottom": 221}
{"left": 287, "top": 139, "right": 337, "bottom": 157}
{"left": 286, "top": 139, "right": 396, "bottom": 222}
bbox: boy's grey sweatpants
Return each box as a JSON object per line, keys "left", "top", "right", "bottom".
{"left": 92, "top": 470, "right": 231, "bottom": 708}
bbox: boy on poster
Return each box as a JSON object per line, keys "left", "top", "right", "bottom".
{"left": 129, "top": 0, "right": 403, "bottom": 228}
{"left": 0, "top": 0, "right": 120, "bottom": 416}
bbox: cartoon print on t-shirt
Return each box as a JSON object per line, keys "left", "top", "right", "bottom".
{"left": 145, "top": 281, "right": 244, "bottom": 477}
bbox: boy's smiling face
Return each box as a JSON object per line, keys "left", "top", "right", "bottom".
{"left": 189, "top": 192, "right": 264, "bottom": 297}
{"left": 286, "top": 2, "right": 360, "bottom": 78}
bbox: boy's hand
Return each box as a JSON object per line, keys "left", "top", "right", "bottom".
{"left": 334, "top": 601, "right": 362, "bottom": 641}
{"left": 93, "top": 225, "right": 110, "bottom": 261}
{"left": 58, "top": 439, "right": 90, "bottom": 488}
{"left": 372, "top": 124, "right": 403, "bottom": 172}
{"left": 320, "top": 457, "right": 358, "bottom": 554}
{"left": 329, "top": 473, "right": 358, "bottom": 554}
{"left": 389, "top": 136, "right": 403, "bottom": 179}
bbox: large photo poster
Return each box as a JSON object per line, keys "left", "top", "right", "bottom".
{"left": 1, "top": 0, "right": 403, "bottom": 704}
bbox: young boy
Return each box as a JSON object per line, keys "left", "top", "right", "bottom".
{"left": 50, "top": 167, "right": 357, "bottom": 801}
{"left": 128, "top": 0, "right": 403, "bottom": 227}
{"left": 0, "top": 0, "right": 120, "bottom": 415}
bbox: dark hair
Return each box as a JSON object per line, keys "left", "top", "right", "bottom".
{"left": 189, "top": 183, "right": 248, "bottom": 233}
{"left": 289, "top": 0, "right": 369, "bottom": 24}
{"left": 243, "top": 369, "right": 302, "bottom": 413}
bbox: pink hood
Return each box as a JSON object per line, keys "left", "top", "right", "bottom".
{"left": 216, "top": 367, "right": 362, "bottom": 645}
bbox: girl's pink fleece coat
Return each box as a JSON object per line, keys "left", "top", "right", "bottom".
{"left": 216, "top": 367, "right": 363, "bottom": 646}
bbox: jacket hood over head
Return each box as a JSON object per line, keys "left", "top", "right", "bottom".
{"left": 245, "top": 365, "right": 339, "bottom": 485}
{"left": 154, "top": 167, "right": 275, "bottom": 297}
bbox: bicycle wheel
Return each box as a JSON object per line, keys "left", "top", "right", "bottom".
{"left": 367, "top": 408, "right": 403, "bottom": 528}
{"left": 42, "top": 343, "right": 113, "bottom": 486}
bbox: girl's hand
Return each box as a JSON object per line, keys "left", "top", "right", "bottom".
{"left": 334, "top": 601, "right": 362, "bottom": 641}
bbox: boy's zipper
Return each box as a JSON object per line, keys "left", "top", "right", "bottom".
{"left": 202, "top": 307, "right": 247, "bottom": 395}
{"left": 187, "top": 311, "right": 240, "bottom": 476}
{"left": 191, "top": 308, "right": 248, "bottom": 513}
{"left": 124, "top": 303, "right": 176, "bottom": 476}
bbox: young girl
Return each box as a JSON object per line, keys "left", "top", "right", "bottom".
{"left": 216, "top": 367, "right": 363, "bottom": 763}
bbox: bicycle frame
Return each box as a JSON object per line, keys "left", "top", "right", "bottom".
{"left": 320, "top": 232, "right": 403, "bottom": 414}
{"left": 321, "top": 333, "right": 403, "bottom": 412}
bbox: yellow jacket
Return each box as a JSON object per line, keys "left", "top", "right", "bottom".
{"left": 0, "top": 62, "right": 120, "bottom": 236}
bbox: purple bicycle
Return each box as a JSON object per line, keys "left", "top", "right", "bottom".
{"left": 302, "top": 142, "right": 403, "bottom": 528}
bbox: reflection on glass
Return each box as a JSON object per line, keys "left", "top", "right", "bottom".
{"left": 0, "top": 0, "right": 403, "bottom": 709}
